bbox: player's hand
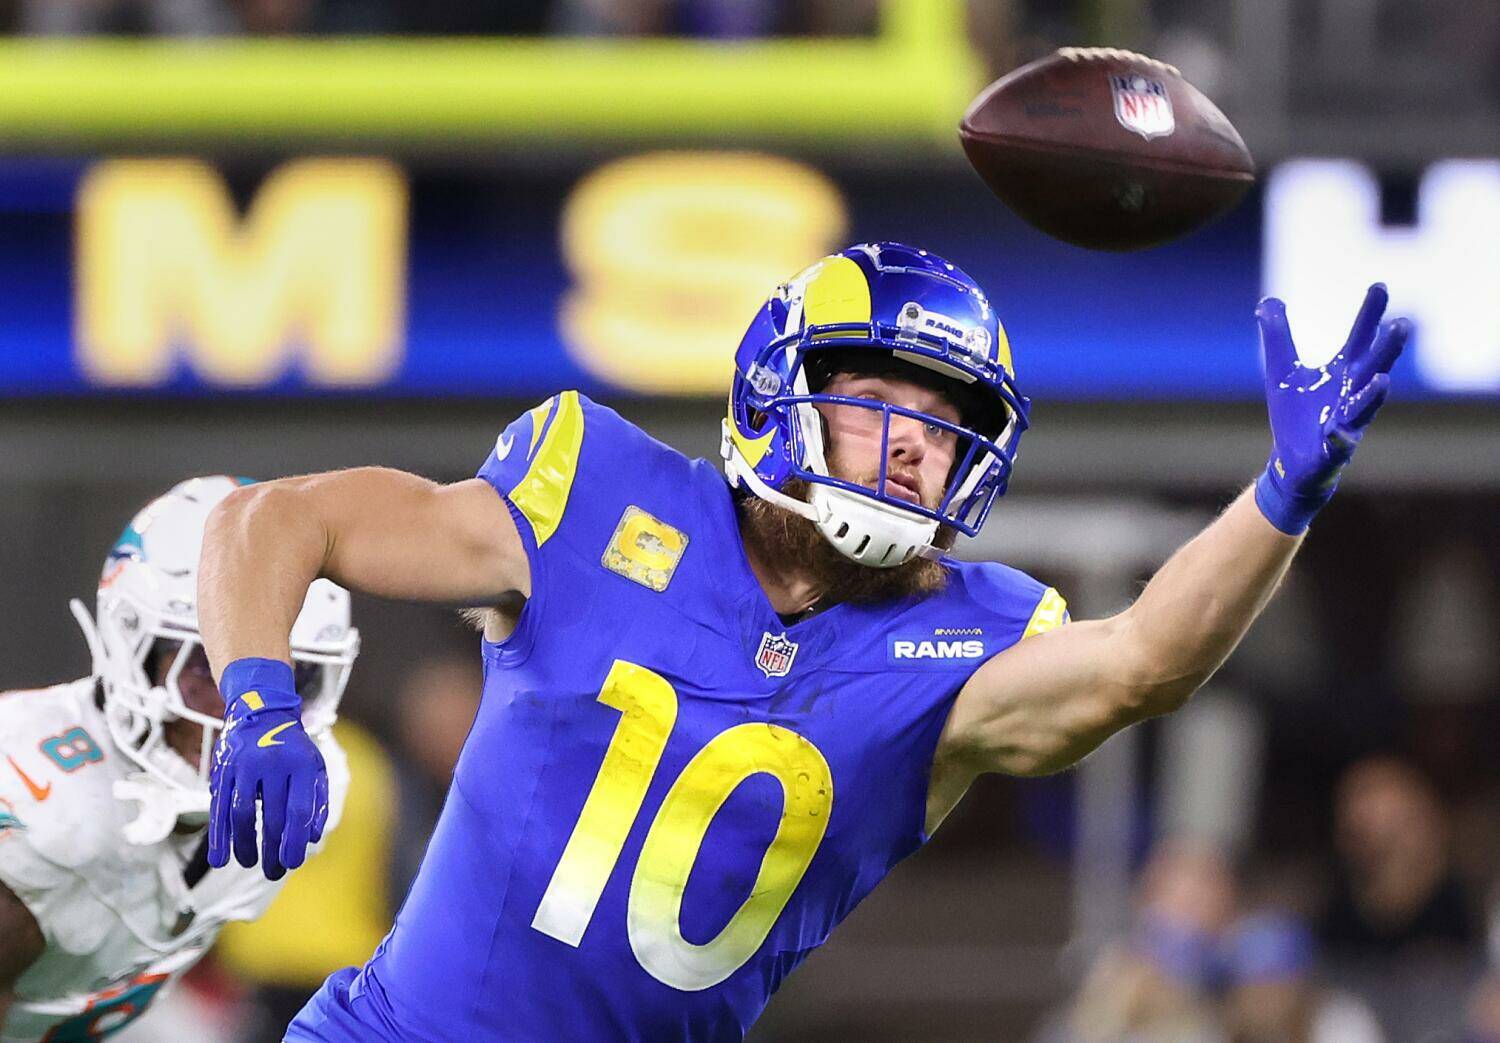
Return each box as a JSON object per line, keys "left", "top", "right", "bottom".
{"left": 1254, "top": 283, "right": 1410, "bottom": 534}
{"left": 206, "top": 658, "right": 329, "bottom": 881}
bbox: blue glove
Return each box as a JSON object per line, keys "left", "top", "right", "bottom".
{"left": 1254, "top": 283, "right": 1410, "bottom": 535}
{"left": 207, "top": 657, "right": 328, "bottom": 881}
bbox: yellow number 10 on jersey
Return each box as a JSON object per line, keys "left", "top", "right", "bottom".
{"left": 531, "top": 659, "right": 835, "bottom": 991}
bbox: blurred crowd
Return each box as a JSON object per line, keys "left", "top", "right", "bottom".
{"left": 1, "top": 0, "right": 1495, "bottom": 118}
{"left": 0, "top": 0, "right": 880, "bottom": 37}
{"left": 1037, "top": 752, "right": 1500, "bottom": 1043}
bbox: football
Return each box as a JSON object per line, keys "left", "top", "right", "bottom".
{"left": 959, "top": 47, "right": 1255, "bottom": 251}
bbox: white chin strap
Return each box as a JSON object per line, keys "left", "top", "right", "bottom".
{"left": 722, "top": 421, "right": 941, "bottom": 569}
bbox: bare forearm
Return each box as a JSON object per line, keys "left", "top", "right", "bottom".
{"left": 199, "top": 470, "right": 527, "bottom": 682}
{"left": 1121, "top": 485, "right": 1300, "bottom": 709}
{"left": 199, "top": 482, "right": 327, "bottom": 679}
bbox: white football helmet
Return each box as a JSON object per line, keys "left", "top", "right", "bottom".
{"left": 70, "top": 476, "right": 360, "bottom": 844}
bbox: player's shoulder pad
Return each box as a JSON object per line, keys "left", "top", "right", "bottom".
{"left": 942, "top": 559, "right": 1070, "bottom": 641}
{"left": 0, "top": 678, "right": 96, "bottom": 739}
{"left": 0, "top": 680, "right": 125, "bottom": 888}
{"left": 476, "top": 390, "right": 696, "bottom": 551}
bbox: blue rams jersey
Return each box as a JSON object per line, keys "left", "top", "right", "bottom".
{"left": 290, "top": 392, "right": 1067, "bottom": 1042}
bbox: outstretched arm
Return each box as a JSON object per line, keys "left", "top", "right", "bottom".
{"left": 935, "top": 285, "right": 1410, "bottom": 786}
{"left": 939, "top": 486, "right": 1296, "bottom": 780}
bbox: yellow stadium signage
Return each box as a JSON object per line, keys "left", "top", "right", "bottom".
{"left": 559, "top": 151, "right": 847, "bottom": 395}
{"left": 76, "top": 158, "right": 407, "bottom": 388}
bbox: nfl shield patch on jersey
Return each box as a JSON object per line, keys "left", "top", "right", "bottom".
{"left": 755, "top": 632, "right": 799, "bottom": 678}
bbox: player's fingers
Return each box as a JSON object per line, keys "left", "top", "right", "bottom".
{"left": 1255, "top": 297, "right": 1297, "bottom": 379}
{"left": 260, "top": 774, "right": 289, "bottom": 881}
{"left": 1340, "top": 283, "right": 1389, "bottom": 360}
{"left": 310, "top": 771, "right": 330, "bottom": 845}
{"left": 207, "top": 764, "right": 231, "bottom": 867}
{"left": 280, "top": 820, "right": 311, "bottom": 872}
{"left": 280, "top": 782, "right": 314, "bottom": 871}
{"left": 230, "top": 772, "right": 261, "bottom": 869}
{"left": 1325, "top": 432, "right": 1358, "bottom": 469}
{"left": 1358, "top": 317, "right": 1410, "bottom": 382}
{"left": 1343, "top": 372, "right": 1392, "bottom": 431}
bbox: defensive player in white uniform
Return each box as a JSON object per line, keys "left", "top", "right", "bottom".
{"left": 0, "top": 477, "right": 359, "bottom": 1042}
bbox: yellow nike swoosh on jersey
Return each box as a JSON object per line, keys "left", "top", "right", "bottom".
{"left": 257, "top": 722, "right": 297, "bottom": 748}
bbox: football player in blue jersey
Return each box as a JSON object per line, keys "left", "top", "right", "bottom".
{"left": 197, "top": 242, "right": 1409, "bottom": 1041}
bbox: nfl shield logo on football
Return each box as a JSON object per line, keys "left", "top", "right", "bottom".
{"left": 755, "top": 631, "right": 799, "bottom": 678}
{"left": 1109, "top": 74, "right": 1174, "bottom": 140}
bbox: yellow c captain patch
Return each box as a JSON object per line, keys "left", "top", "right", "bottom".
{"left": 603, "top": 506, "right": 688, "bottom": 592}
{"left": 1022, "top": 587, "right": 1069, "bottom": 639}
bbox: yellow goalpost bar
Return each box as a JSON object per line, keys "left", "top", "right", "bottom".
{"left": 0, "top": 0, "right": 982, "bottom": 145}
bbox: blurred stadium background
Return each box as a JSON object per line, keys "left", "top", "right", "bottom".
{"left": 2, "top": 0, "right": 1500, "bottom": 1039}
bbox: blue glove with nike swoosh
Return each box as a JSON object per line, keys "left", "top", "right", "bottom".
{"left": 1254, "top": 283, "right": 1411, "bottom": 535}
{"left": 207, "top": 657, "right": 329, "bottom": 881}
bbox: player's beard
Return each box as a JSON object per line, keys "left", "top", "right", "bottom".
{"left": 737, "top": 478, "right": 956, "bottom": 607}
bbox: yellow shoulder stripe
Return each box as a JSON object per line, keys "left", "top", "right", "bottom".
{"left": 509, "top": 390, "right": 585, "bottom": 548}
{"left": 525, "top": 397, "right": 551, "bottom": 457}
{"left": 1023, "top": 587, "right": 1069, "bottom": 639}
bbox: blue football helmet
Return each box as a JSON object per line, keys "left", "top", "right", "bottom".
{"left": 722, "top": 242, "right": 1029, "bottom": 568}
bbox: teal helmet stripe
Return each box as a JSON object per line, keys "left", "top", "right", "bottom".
{"left": 109, "top": 524, "right": 145, "bottom": 561}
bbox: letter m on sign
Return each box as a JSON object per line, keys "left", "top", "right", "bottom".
{"left": 76, "top": 158, "right": 406, "bottom": 388}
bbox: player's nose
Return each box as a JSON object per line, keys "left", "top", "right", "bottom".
{"left": 887, "top": 413, "right": 926, "bottom": 462}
